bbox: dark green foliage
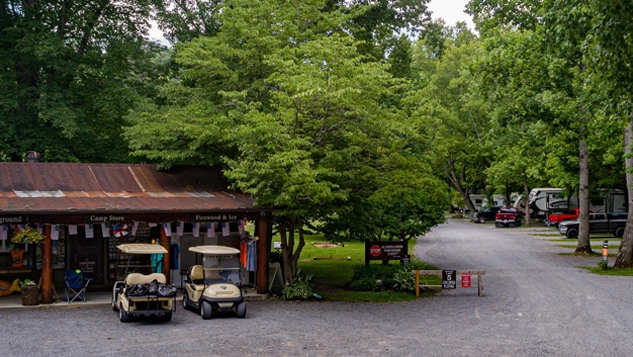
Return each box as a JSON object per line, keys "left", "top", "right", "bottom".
{"left": 348, "top": 263, "right": 413, "bottom": 293}
{"left": 281, "top": 272, "right": 314, "bottom": 300}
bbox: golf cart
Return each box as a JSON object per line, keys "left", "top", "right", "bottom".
{"left": 182, "top": 245, "right": 246, "bottom": 319}
{"left": 111, "top": 243, "right": 177, "bottom": 322}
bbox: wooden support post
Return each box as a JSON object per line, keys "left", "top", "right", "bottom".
{"left": 159, "top": 226, "right": 170, "bottom": 285}
{"left": 415, "top": 270, "right": 420, "bottom": 297}
{"left": 256, "top": 217, "right": 269, "bottom": 294}
{"left": 41, "top": 225, "right": 53, "bottom": 304}
{"left": 477, "top": 273, "right": 483, "bottom": 297}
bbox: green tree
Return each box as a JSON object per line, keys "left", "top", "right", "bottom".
{"left": 0, "top": 0, "right": 163, "bottom": 162}
{"left": 408, "top": 30, "right": 490, "bottom": 214}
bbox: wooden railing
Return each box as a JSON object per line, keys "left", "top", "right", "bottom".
{"left": 412, "top": 270, "right": 486, "bottom": 297}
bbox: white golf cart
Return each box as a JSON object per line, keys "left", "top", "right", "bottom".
{"left": 182, "top": 245, "right": 246, "bottom": 319}
{"left": 111, "top": 243, "right": 177, "bottom": 322}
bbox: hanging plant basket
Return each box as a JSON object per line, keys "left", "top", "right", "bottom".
{"left": 11, "top": 227, "right": 44, "bottom": 244}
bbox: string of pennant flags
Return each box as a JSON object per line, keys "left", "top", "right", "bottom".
{"left": 0, "top": 219, "right": 247, "bottom": 241}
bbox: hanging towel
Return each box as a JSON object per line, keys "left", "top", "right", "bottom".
{"left": 170, "top": 244, "right": 180, "bottom": 270}
{"left": 222, "top": 222, "right": 230, "bottom": 236}
{"left": 68, "top": 225, "right": 78, "bottom": 235}
{"left": 240, "top": 240, "right": 248, "bottom": 268}
{"left": 246, "top": 240, "right": 257, "bottom": 271}
{"left": 238, "top": 220, "right": 245, "bottom": 234}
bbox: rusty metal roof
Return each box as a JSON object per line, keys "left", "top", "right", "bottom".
{"left": 0, "top": 163, "right": 256, "bottom": 214}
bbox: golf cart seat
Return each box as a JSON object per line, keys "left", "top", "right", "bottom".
{"left": 125, "top": 272, "right": 166, "bottom": 286}
{"left": 189, "top": 265, "right": 206, "bottom": 290}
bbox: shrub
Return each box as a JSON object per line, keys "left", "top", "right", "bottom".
{"left": 392, "top": 267, "right": 416, "bottom": 292}
{"left": 349, "top": 277, "right": 379, "bottom": 291}
{"left": 281, "top": 271, "right": 314, "bottom": 301}
{"left": 597, "top": 260, "right": 609, "bottom": 270}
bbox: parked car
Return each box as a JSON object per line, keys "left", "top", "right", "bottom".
{"left": 558, "top": 212, "right": 628, "bottom": 238}
{"left": 470, "top": 206, "right": 503, "bottom": 224}
{"left": 495, "top": 208, "right": 522, "bottom": 228}
{"left": 547, "top": 208, "right": 589, "bottom": 227}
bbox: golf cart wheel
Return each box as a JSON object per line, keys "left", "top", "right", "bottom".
{"left": 201, "top": 301, "right": 212, "bottom": 320}
{"left": 566, "top": 228, "right": 578, "bottom": 239}
{"left": 235, "top": 302, "right": 246, "bottom": 318}
{"left": 119, "top": 306, "right": 131, "bottom": 323}
{"left": 162, "top": 311, "right": 173, "bottom": 322}
{"left": 111, "top": 286, "right": 120, "bottom": 311}
{"left": 182, "top": 292, "right": 189, "bottom": 310}
{"left": 478, "top": 217, "right": 485, "bottom": 224}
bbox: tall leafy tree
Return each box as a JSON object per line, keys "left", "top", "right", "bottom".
{"left": 586, "top": 0, "right": 633, "bottom": 268}
{"left": 408, "top": 29, "right": 490, "bottom": 214}
{"left": 0, "top": 0, "right": 162, "bottom": 162}
{"left": 128, "top": 0, "right": 448, "bottom": 284}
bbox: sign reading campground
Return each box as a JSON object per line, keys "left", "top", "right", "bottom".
{"left": 442, "top": 270, "right": 456, "bottom": 289}
{"left": 364, "top": 240, "right": 408, "bottom": 266}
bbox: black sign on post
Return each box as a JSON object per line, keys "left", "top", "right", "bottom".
{"left": 364, "top": 240, "right": 408, "bottom": 266}
{"left": 442, "top": 270, "right": 457, "bottom": 289}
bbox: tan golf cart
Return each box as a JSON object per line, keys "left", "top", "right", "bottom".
{"left": 111, "top": 243, "right": 177, "bottom": 322}
{"left": 182, "top": 245, "right": 246, "bottom": 319}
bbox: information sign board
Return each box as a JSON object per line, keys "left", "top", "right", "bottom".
{"left": 442, "top": 270, "right": 456, "bottom": 289}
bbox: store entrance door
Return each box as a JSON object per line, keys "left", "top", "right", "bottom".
{"left": 71, "top": 226, "right": 104, "bottom": 284}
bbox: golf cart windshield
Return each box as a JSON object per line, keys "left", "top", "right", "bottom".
{"left": 189, "top": 245, "right": 241, "bottom": 285}
{"left": 117, "top": 243, "right": 168, "bottom": 276}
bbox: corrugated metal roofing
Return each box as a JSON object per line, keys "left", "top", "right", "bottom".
{"left": 0, "top": 163, "right": 256, "bottom": 214}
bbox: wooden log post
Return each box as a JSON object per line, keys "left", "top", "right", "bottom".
{"left": 415, "top": 270, "right": 420, "bottom": 297}
{"left": 256, "top": 217, "right": 269, "bottom": 294}
{"left": 159, "top": 226, "right": 170, "bottom": 285}
{"left": 41, "top": 225, "right": 53, "bottom": 304}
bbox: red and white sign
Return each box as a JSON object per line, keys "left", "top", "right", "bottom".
{"left": 370, "top": 245, "right": 382, "bottom": 257}
{"left": 461, "top": 273, "right": 471, "bottom": 288}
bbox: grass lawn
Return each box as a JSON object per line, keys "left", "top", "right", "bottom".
{"left": 271, "top": 234, "right": 440, "bottom": 302}
{"left": 580, "top": 266, "right": 633, "bottom": 276}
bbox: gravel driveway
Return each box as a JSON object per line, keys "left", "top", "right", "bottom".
{"left": 1, "top": 218, "right": 632, "bottom": 357}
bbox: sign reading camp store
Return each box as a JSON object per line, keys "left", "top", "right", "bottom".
{"left": 84, "top": 215, "right": 128, "bottom": 223}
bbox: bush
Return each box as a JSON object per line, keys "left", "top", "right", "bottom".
{"left": 597, "top": 260, "right": 609, "bottom": 270}
{"left": 348, "top": 263, "right": 416, "bottom": 292}
{"left": 392, "top": 267, "right": 416, "bottom": 292}
{"left": 349, "top": 277, "right": 380, "bottom": 291}
{"left": 281, "top": 271, "right": 314, "bottom": 301}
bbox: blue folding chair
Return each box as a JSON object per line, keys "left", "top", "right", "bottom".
{"left": 63, "top": 270, "right": 93, "bottom": 303}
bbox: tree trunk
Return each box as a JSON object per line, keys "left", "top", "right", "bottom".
{"left": 614, "top": 121, "right": 633, "bottom": 268}
{"left": 279, "top": 217, "right": 306, "bottom": 285}
{"left": 523, "top": 172, "right": 530, "bottom": 226}
{"left": 575, "top": 135, "right": 592, "bottom": 255}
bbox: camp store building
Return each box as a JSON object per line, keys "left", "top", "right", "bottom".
{"left": 0, "top": 162, "right": 273, "bottom": 303}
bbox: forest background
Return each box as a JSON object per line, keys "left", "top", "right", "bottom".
{"left": 3, "top": 0, "right": 633, "bottom": 283}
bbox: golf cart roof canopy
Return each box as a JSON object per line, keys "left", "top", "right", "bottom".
{"left": 117, "top": 243, "right": 168, "bottom": 254}
{"left": 189, "top": 245, "right": 240, "bottom": 255}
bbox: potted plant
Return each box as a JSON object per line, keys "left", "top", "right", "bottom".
{"left": 11, "top": 227, "right": 44, "bottom": 244}
{"left": 19, "top": 279, "right": 39, "bottom": 306}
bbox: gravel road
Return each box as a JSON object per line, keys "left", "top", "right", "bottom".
{"left": 1, "top": 218, "right": 632, "bottom": 357}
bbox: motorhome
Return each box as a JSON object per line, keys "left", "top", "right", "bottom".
{"left": 522, "top": 188, "right": 626, "bottom": 218}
